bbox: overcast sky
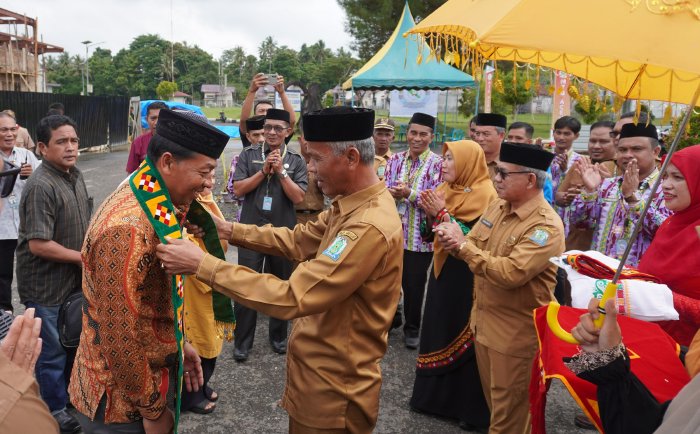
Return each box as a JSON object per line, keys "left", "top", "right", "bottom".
{"left": 5, "top": 0, "right": 354, "bottom": 59}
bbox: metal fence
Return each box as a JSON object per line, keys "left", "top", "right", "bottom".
{"left": 0, "top": 91, "right": 129, "bottom": 150}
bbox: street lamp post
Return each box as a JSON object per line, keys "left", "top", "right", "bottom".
{"left": 82, "top": 40, "right": 104, "bottom": 95}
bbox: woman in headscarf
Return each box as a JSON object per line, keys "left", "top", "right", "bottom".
{"left": 637, "top": 144, "right": 700, "bottom": 346}
{"left": 410, "top": 140, "right": 497, "bottom": 431}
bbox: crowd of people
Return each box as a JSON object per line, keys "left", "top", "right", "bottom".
{"left": 0, "top": 71, "right": 698, "bottom": 434}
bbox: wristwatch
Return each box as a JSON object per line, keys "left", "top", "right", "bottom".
{"left": 279, "top": 169, "right": 289, "bottom": 179}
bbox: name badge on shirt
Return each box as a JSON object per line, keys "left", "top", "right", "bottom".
{"left": 397, "top": 201, "right": 407, "bottom": 215}
{"left": 480, "top": 219, "right": 493, "bottom": 228}
{"left": 262, "top": 196, "right": 273, "bottom": 211}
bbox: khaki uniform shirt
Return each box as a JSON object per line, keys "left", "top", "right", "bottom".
{"left": 196, "top": 181, "right": 403, "bottom": 429}
{"left": 458, "top": 195, "right": 565, "bottom": 358}
{"left": 0, "top": 352, "right": 58, "bottom": 433}
{"left": 373, "top": 155, "right": 388, "bottom": 181}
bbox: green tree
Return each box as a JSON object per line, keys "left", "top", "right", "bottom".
{"left": 337, "top": 0, "right": 446, "bottom": 61}
{"left": 88, "top": 48, "right": 118, "bottom": 96}
{"left": 258, "top": 36, "right": 278, "bottom": 73}
{"left": 45, "top": 53, "right": 83, "bottom": 94}
{"left": 156, "top": 80, "right": 178, "bottom": 100}
{"left": 668, "top": 110, "right": 700, "bottom": 151}
{"left": 173, "top": 42, "right": 218, "bottom": 100}
{"left": 492, "top": 70, "right": 533, "bottom": 117}
{"left": 458, "top": 87, "right": 478, "bottom": 118}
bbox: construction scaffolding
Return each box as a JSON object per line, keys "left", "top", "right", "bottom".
{"left": 0, "top": 7, "right": 63, "bottom": 92}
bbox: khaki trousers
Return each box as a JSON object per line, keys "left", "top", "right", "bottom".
{"left": 475, "top": 341, "right": 533, "bottom": 434}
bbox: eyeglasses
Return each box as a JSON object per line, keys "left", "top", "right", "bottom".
{"left": 610, "top": 130, "right": 621, "bottom": 138}
{"left": 263, "top": 124, "right": 289, "bottom": 133}
{"left": 495, "top": 167, "right": 532, "bottom": 180}
{"left": 0, "top": 126, "right": 18, "bottom": 134}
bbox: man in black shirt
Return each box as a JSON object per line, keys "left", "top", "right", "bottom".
{"left": 230, "top": 108, "right": 307, "bottom": 361}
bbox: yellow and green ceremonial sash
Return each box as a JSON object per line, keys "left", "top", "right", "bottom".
{"left": 129, "top": 156, "right": 235, "bottom": 432}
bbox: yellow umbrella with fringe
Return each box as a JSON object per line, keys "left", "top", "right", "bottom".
{"left": 406, "top": 0, "right": 700, "bottom": 105}
{"left": 407, "top": 0, "right": 700, "bottom": 342}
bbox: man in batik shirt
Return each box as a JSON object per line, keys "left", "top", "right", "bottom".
{"left": 569, "top": 123, "right": 671, "bottom": 266}
{"left": 384, "top": 112, "right": 442, "bottom": 349}
{"left": 69, "top": 109, "right": 227, "bottom": 433}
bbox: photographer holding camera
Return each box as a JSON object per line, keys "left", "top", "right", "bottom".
{"left": 239, "top": 73, "right": 296, "bottom": 148}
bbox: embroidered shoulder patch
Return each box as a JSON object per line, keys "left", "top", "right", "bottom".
{"left": 338, "top": 230, "right": 358, "bottom": 241}
{"left": 323, "top": 236, "right": 349, "bottom": 261}
{"left": 528, "top": 227, "right": 551, "bottom": 246}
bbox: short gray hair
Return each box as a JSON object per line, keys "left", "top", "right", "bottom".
{"left": 328, "top": 137, "right": 375, "bottom": 165}
{"left": 520, "top": 166, "right": 548, "bottom": 189}
{"left": 495, "top": 126, "right": 506, "bottom": 134}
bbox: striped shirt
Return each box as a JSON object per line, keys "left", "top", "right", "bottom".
{"left": 16, "top": 160, "right": 91, "bottom": 306}
{"left": 384, "top": 149, "right": 443, "bottom": 252}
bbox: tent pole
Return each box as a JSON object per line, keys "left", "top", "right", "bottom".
{"left": 442, "top": 89, "right": 448, "bottom": 145}
{"left": 474, "top": 83, "right": 481, "bottom": 114}
{"left": 351, "top": 86, "right": 355, "bottom": 108}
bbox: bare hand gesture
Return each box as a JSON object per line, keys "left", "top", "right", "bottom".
{"left": 0, "top": 308, "right": 42, "bottom": 374}
{"left": 182, "top": 341, "right": 204, "bottom": 392}
{"left": 156, "top": 237, "right": 205, "bottom": 275}
{"left": 249, "top": 73, "right": 267, "bottom": 93}
{"left": 273, "top": 75, "right": 286, "bottom": 94}
{"left": 571, "top": 298, "right": 622, "bottom": 353}
{"left": 554, "top": 152, "right": 568, "bottom": 171}
{"left": 19, "top": 163, "right": 33, "bottom": 178}
{"left": 620, "top": 159, "right": 640, "bottom": 199}
{"left": 576, "top": 158, "right": 602, "bottom": 193}
{"left": 268, "top": 149, "right": 283, "bottom": 174}
{"left": 388, "top": 181, "right": 408, "bottom": 199}
{"left": 434, "top": 221, "right": 466, "bottom": 252}
{"left": 598, "top": 162, "right": 613, "bottom": 179}
{"left": 419, "top": 189, "right": 446, "bottom": 217}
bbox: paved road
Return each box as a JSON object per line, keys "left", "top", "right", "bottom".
{"left": 12, "top": 141, "right": 590, "bottom": 433}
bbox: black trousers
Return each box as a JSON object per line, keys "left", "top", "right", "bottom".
{"left": 401, "top": 250, "right": 433, "bottom": 338}
{"left": 0, "top": 239, "right": 17, "bottom": 312}
{"left": 234, "top": 247, "right": 290, "bottom": 352}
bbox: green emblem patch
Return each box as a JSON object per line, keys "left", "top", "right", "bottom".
{"left": 323, "top": 236, "right": 348, "bottom": 261}
{"left": 529, "top": 228, "right": 550, "bottom": 246}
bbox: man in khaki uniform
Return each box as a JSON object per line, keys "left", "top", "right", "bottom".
{"left": 372, "top": 118, "right": 394, "bottom": 181}
{"left": 436, "top": 142, "right": 564, "bottom": 434}
{"left": 157, "top": 106, "right": 403, "bottom": 433}
{"left": 472, "top": 113, "right": 507, "bottom": 181}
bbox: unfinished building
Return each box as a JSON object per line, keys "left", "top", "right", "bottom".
{"left": 0, "top": 7, "right": 63, "bottom": 92}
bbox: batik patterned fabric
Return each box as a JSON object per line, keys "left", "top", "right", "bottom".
{"left": 69, "top": 181, "right": 178, "bottom": 424}
{"left": 384, "top": 149, "right": 442, "bottom": 252}
{"left": 550, "top": 150, "right": 583, "bottom": 235}
{"left": 569, "top": 169, "right": 671, "bottom": 267}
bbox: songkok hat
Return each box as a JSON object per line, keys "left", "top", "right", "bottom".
{"left": 374, "top": 118, "right": 396, "bottom": 131}
{"left": 499, "top": 142, "right": 555, "bottom": 171}
{"left": 265, "top": 108, "right": 290, "bottom": 123}
{"left": 246, "top": 115, "right": 265, "bottom": 131}
{"left": 156, "top": 109, "right": 229, "bottom": 159}
{"left": 474, "top": 113, "right": 507, "bottom": 129}
{"left": 619, "top": 123, "right": 658, "bottom": 141}
{"left": 302, "top": 107, "right": 374, "bottom": 142}
{"left": 409, "top": 112, "right": 436, "bottom": 129}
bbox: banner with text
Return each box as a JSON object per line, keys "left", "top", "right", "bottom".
{"left": 389, "top": 90, "right": 439, "bottom": 118}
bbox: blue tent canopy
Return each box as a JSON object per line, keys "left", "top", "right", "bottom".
{"left": 342, "top": 3, "right": 475, "bottom": 90}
